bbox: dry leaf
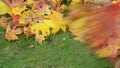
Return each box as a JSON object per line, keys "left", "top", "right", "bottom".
{"left": 0, "top": 16, "right": 8, "bottom": 28}
{"left": 24, "top": 27, "right": 33, "bottom": 38}
{"left": 5, "top": 26, "right": 23, "bottom": 41}
{"left": 35, "top": 35, "right": 45, "bottom": 44}
{"left": 28, "top": 45, "right": 36, "bottom": 48}
{"left": 19, "top": 5, "right": 67, "bottom": 42}
{"left": 0, "top": 0, "right": 67, "bottom": 44}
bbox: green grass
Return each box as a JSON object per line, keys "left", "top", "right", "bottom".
{"left": 0, "top": 26, "right": 114, "bottom": 68}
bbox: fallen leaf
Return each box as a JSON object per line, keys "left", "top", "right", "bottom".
{"left": 5, "top": 26, "right": 23, "bottom": 41}
{"left": 0, "top": 1, "right": 9, "bottom": 15}
{"left": 28, "top": 45, "right": 36, "bottom": 48}
{"left": 24, "top": 27, "right": 33, "bottom": 38}
{"left": 0, "top": 16, "right": 8, "bottom": 28}
{"left": 35, "top": 35, "right": 45, "bottom": 44}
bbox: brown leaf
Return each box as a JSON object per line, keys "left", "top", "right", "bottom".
{"left": 3, "top": 0, "right": 25, "bottom": 8}
{"left": 24, "top": 27, "right": 33, "bottom": 38}
{"left": 0, "top": 16, "right": 8, "bottom": 28}
{"left": 32, "top": 0, "right": 47, "bottom": 10}
{"left": 45, "top": 0, "right": 64, "bottom": 12}
{"left": 5, "top": 26, "right": 23, "bottom": 41}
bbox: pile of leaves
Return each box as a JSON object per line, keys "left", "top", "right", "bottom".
{"left": 0, "top": 0, "right": 68, "bottom": 43}
{"left": 1, "top": 0, "right": 120, "bottom": 61}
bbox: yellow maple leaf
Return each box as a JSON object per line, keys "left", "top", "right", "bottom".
{"left": 52, "top": 0, "right": 62, "bottom": 3}
{"left": 50, "top": 10, "right": 67, "bottom": 34}
{"left": 9, "top": 6, "right": 27, "bottom": 15}
{"left": 30, "top": 21, "right": 51, "bottom": 36}
{"left": 25, "top": 0, "right": 33, "bottom": 4}
{"left": 0, "top": 1, "right": 9, "bottom": 15}
{"left": 71, "top": 0, "right": 80, "bottom": 5}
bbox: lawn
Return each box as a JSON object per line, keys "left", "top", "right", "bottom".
{"left": 0, "top": 26, "right": 114, "bottom": 68}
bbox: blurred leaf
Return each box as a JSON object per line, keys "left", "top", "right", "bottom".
{"left": 67, "top": 2, "right": 120, "bottom": 59}
{"left": 0, "top": 1, "right": 9, "bottom": 15}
